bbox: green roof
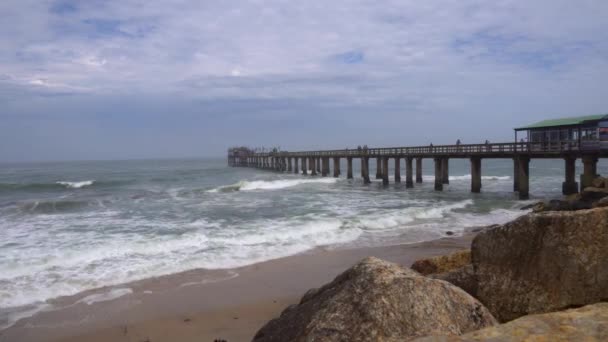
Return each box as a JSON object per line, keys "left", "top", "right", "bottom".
{"left": 515, "top": 114, "right": 608, "bottom": 130}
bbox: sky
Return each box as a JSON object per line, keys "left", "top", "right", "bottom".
{"left": 1, "top": 0, "right": 608, "bottom": 162}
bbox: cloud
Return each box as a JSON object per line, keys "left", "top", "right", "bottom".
{"left": 0, "top": 0, "right": 607, "bottom": 160}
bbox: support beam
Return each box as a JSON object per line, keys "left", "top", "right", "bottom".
{"left": 405, "top": 157, "right": 414, "bottom": 188}
{"left": 580, "top": 156, "right": 598, "bottom": 190}
{"left": 394, "top": 157, "right": 401, "bottom": 183}
{"left": 441, "top": 158, "right": 449, "bottom": 184}
{"left": 376, "top": 158, "right": 382, "bottom": 179}
{"left": 287, "top": 157, "right": 292, "bottom": 172}
{"left": 434, "top": 158, "right": 443, "bottom": 191}
{"left": 294, "top": 158, "right": 299, "bottom": 174}
{"left": 317, "top": 158, "right": 321, "bottom": 173}
{"left": 562, "top": 157, "right": 578, "bottom": 195}
{"left": 382, "top": 157, "right": 389, "bottom": 186}
{"left": 416, "top": 158, "right": 423, "bottom": 183}
{"left": 311, "top": 157, "right": 317, "bottom": 176}
{"left": 471, "top": 157, "right": 482, "bottom": 193}
{"left": 513, "top": 157, "right": 520, "bottom": 192}
{"left": 333, "top": 157, "right": 340, "bottom": 178}
{"left": 361, "top": 157, "right": 371, "bottom": 184}
{"left": 518, "top": 156, "right": 530, "bottom": 200}
{"left": 347, "top": 157, "right": 353, "bottom": 179}
{"left": 301, "top": 157, "right": 307, "bottom": 175}
{"left": 320, "top": 157, "right": 327, "bottom": 177}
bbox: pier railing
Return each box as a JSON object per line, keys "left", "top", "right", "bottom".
{"left": 251, "top": 141, "right": 585, "bottom": 158}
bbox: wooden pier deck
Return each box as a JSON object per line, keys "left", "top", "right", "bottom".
{"left": 228, "top": 142, "right": 608, "bottom": 199}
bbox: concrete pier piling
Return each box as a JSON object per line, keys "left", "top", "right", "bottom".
{"left": 382, "top": 157, "right": 389, "bottom": 186}
{"left": 287, "top": 158, "right": 292, "bottom": 172}
{"left": 311, "top": 158, "right": 317, "bottom": 176}
{"left": 394, "top": 157, "right": 401, "bottom": 183}
{"left": 471, "top": 157, "right": 482, "bottom": 193}
{"left": 361, "top": 157, "right": 371, "bottom": 184}
{"left": 333, "top": 157, "right": 340, "bottom": 178}
{"left": 294, "top": 158, "right": 299, "bottom": 174}
{"left": 301, "top": 157, "right": 307, "bottom": 175}
{"left": 376, "top": 158, "right": 382, "bottom": 179}
{"left": 513, "top": 157, "right": 520, "bottom": 192}
{"left": 562, "top": 157, "right": 578, "bottom": 195}
{"left": 415, "top": 158, "right": 423, "bottom": 183}
{"left": 517, "top": 157, "right": 530, "bottom": 200}
{"left": 434, "top": 158, "right": 443, "bottom": 191}
{"left": 581, "top": 156, "right": 598, "bottom": 190}
{"left": 405, "top": 157, "right": 414, "bottom": 188}
{"left": 316, "top": 158, "right": 321, "bottom": 174}
{"left": 441, "top": 158, "right": 449, "bottom": 184}
{"left": 347, "top": 157, "right": 353, "bottom": 179}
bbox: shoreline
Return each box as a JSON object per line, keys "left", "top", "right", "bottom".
{"left": 1, "top": 233, "right": 476, "bottom": 342}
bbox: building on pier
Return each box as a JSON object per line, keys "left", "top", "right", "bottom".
{"left": 514, "top": 114, "right": 608, "bottom": 151}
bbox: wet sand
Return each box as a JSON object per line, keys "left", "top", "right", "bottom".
{"left": 1, "top": 234, "right": 474, "bottom": 342}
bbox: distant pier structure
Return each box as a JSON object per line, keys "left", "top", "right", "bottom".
{"left": 228, "top": 114, "right": 608, "bottom": 199}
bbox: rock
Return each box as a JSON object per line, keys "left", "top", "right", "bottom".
{"left": 593, "top": 197, "right": 608, "bottom": 208}
{"left": 591, "top": 176, "right": 607, "bottom": 188}
{"left": 547, "top": 199, "right": 572, "bottom": 211}
{"left": 581, "top": 186, "right": 608, "bottom": 201}
{"left": 530, "top": 201, "right": 546, "bottom": 213}
{"left": 253, "top": 257, "right": 497, "bottom": 342}
{"left": 412, "top": 303, "right": 608, "bottom": 341}
{"left": 565, "top": 193, "right": 582, "bottom": 202}
{"left": 519, "top": 202, "right": 541, "bottom": 211}
{"left": 411, "top": 250, "right": 471, "bottom": 276}
{"left": 472, "top": 207, "right": 608, "bottom": 322}
{"left": 431, "top": 265, "right": 478, "bottom": 298}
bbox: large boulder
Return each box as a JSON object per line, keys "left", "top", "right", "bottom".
{"left": 591, "top": 176, "right": 608, "bottom": 188}
{"left": 413, "top": 302, "right": 608, "bottom": 341}
{"left": 594, "top": 197, "right": 608, "bottom": 208}
{"left": 253, "top": 257, "right": 497, "bottom": 342}
{"left": 431, "top": 265, "right": 478, "bottom": 299}
{"left": 472, "top": 207, "right": 608, "bottom": 322}
{"left": 411, "top": 250, "right": 471, "bottom": 275}
{"left": 580, "top": 186, "right": 608, "bottom": 201}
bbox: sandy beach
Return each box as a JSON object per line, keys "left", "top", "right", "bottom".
{"left": 1, "top": 233, "right": 474, "bottom": 342}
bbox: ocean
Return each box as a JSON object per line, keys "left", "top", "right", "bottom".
{"left": 1, "top": 157, "right": 606, "bottom": 329}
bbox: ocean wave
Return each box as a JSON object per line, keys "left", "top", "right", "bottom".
{"left": 76, "top": 288, "right": 133, "bottom": 306}
{"left": 0, "top": 179, "right": 124, "bottom": 193}
{"left": 18, "top": 199, "right": 93, "bottom": 214}
{"left": 56, "top": 180, "right": 95, "bottom": 189}
{"left": 356, "top": 199, "right": 474, "bottom": 230}
{"left": 207, "top": 178, "right": 338, "bottom": 193}
{"left": 422, "top": 175, "right": 511, "bottom": 181}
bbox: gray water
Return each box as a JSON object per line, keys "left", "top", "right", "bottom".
{"left": 0, "top": 157, "right": 606, "bottom": 329}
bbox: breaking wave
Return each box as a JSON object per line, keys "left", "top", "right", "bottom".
{"left": 56, "top": 180, "right": 95, "bottom": 189}
{"left": 207, "top": 178, "right": 338, "bottom": 193}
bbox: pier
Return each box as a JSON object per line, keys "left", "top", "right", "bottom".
{"left": 228, "top": 115, "right": 608, "bottom": 199}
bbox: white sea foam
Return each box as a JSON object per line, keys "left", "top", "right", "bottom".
{"left": 207, "top": 178, "right": 338, "bottom": 192}
{"left": 56, "top": 180, "right": 95, "bottom": 189}
{"left": 76, "top": 288, "right": 133, "bottom": 305}
{"left": 0, "top": 303, "right": 52, "bottom": 331}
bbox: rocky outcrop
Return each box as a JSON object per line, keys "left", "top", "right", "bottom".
{"left": 581, "top": 186, "right": 608, "bottom": 201}
{"left": 472, "top": 207, "right": 608, "bottom": 322}
{"left": 591, "top": 176, "right": 608, "bottom": 188}
{"left": 431, "top": 265, "right": 478, "bottom": 298}
{"left": 412, "top": 302, "right": 608, "bottom": 341}
{"left": 253, "top": 257, "right": 497, "bottom": 342}
{"left": 594, "top": 197, "right": 608, "bottom": 208}
{"left": 411, "top": 250, "right": 471, "bottom": 275}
